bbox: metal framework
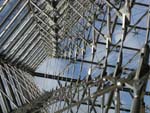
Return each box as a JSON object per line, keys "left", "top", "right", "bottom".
{"left": 0, "top": 0, "right": 150, "bottom": 113}
{"left": 0, "top": 59, "right": 42, "bottom": 113}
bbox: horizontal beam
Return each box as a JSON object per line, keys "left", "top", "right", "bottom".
{"left": 135, "top": 2, "right": 149, "bottom": 7}
{"left": 96, "top": 41, "right": 140, "bottom": 51}
{"left": 33, "top": 72, "right": 150, "bottom": 96}
{"left": 34, "top": 72, "right": 79, "bottom": 82}
{"left": 57, "top": 56, "right": 135, "bottom": 71}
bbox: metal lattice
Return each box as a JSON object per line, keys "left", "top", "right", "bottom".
{"left": 0, "top": 0, "right": 150, "bottom": 113}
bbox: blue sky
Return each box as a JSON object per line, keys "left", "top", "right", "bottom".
{"left": 0, "top": 0, "right": 150, "bottom": 112}
{"left": 33, "top": 0, "right": 150, "bottom": 112}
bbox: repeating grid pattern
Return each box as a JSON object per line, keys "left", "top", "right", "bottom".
{"left": 0, "top": 0, "right": 150, "bottom": 113}
{"left": 0, "top": 60, "right": 41, "bottom": 113}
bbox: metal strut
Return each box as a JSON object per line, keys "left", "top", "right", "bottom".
{"left": 130, "top": 8, "right": 150, "bottom": 113}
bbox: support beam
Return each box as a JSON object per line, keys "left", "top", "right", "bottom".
{"left": 33, "top": 72, "right": 150, "bottom": 96}
{"left": 56, "top": 56, "right": 135, "bottom": 71}
{"left": 34, "top": 72, "right": 79, "bottom": 82}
